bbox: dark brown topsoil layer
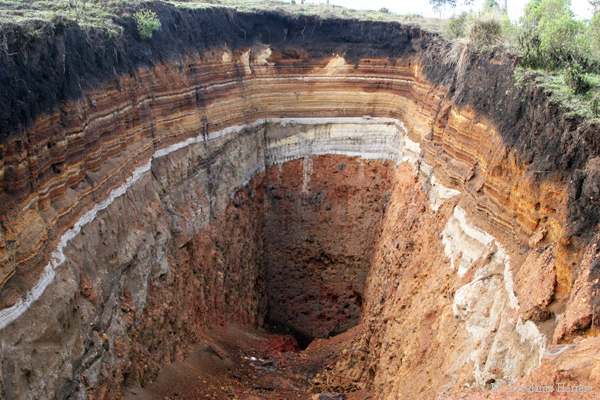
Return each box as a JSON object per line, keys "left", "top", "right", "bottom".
{"left": 0, "top": 1, "right": 598, "bottom": 235}
{"left": 0, "top": 2, "right": 418, "bottom": 139}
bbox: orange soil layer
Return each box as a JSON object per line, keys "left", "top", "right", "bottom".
{"left": 0, "top": 49, "right": 569, "bottom": 305}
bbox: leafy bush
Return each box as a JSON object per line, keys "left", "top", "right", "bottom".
{"left": 133, "top": 9, "right": 161, "bottom": 40}
{"left": 564, "top": 63, "right": 592, "bottom": 95}
{"left": 517, "top": 0, "right": 589, "bottom": 71}
{"left": 379, "top": 7, "right": 389, "bottom": 13}
{"left": 446, "top": 12, "right": 468, "bottom": 39}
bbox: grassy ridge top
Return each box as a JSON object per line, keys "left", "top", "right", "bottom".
{"left": 0, "top": 0, "right": 445, "bottom": 35}
{"left": 2, "top": 1, "right": 598, "bottom": 121}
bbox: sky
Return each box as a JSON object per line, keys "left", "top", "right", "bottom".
{"left": 287, "top": 0, "right": 596, "bottom": 21}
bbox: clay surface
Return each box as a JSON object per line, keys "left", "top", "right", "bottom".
{"left": 264, "top": 156, "right": 394, "bottom": 338}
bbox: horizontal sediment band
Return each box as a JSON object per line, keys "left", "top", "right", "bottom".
{"left": 0, "top": 117, "right": 415, "bottom": 331}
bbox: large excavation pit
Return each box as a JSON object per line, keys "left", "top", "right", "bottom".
{"left": 113, "top": 120, "right": 405, "bottom": 400}
{"left": 2, "top": 9, "right": 600, "bottom": 399}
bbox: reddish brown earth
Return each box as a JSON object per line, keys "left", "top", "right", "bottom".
{"left": 264, "top": 156, "right": 394, "bottom": 338}
{"left": 3, "top": 7, "right": 600, "bottom": 399}
{"left": 122, "top": 325, "right": 373, "bottom": 400}
{"left": 311, "top": 163, "right": 456, "bottom": 397}
{"left": 80, "top": 154, "right": 392, "bottom": 399}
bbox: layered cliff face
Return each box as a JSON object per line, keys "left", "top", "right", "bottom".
{"left": 1, "top": 5, "right": 600, "bottom": 400}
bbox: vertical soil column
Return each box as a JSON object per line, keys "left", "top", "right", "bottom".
{"left": 263, "top": 155, "right": 395, "bottom": 338}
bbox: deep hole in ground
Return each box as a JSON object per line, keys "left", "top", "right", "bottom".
{"left": 3, "top": 9, "right": 600, "bottom": 397}
{"left": 263, "top": 316, "right": 315, "bottom": 350}
{"left": 120, "top": 153, "right": 393, "bottom": 399}
{"left": 261, "top": 156, "right": 394, "bottom": 341}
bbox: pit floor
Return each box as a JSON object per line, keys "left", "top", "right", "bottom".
{"left": 123, "top": 325, "right": 373, "bottom": 400}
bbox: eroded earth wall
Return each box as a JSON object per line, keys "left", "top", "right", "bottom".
{"left": 264, "top": 155, "right": 394, "bottom": 338}
{"left": 0, "top": 116, "right": 408, "bottom": 399}
{"left": 1, "top": 6, "right": 600, "bottom": 400}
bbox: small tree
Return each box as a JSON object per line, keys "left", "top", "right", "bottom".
{"left": 430, "top": 0, "right": 475, "bottom": 15}
{"left": 518, "top": 0, "right": 584, "bottom": 70}
{"left": 589, "top": 1, "right": 600, "bottom": 56}
{"left": 134, "top": 10, "right": 161, "bottom": 40}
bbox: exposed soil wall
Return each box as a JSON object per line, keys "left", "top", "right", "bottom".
{"left": 0, "top": 4, "right": 419, "bottom": 139}
{"left": 264, "top": 156, "right": 394, "bottom": 338}
{"left": 1, "top": 4, "right": 600, "bottom": 400}
{"left": 2, "top": 3, "right": 598, "bottom": 241}
{"left": 0, "top": 114, "right": 400, "bottom": 398}
{"left": 0, "top": 125, "right": 271, "bottom": 399}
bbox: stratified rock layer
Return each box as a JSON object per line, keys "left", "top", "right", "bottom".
{"left": 0, "top": 7, "right": 600, "bottom": 400}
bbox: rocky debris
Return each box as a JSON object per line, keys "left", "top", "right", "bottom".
{"left": 312, "top": 392, "right": 346, "bottom": 400}
{"left": 265, "top": 334, "right": 299, "bottom": 354}
{"left": 554, "top": 233, "right": 600, "bottom": 343}
{"left": 528, "top": 226, "right": 548, "bottom": 248}
{"left": 245, "top": 356, "right": 280, "bottom": 372}
{"left": 121, "top": 325, "right": 359, "bottom": 400}
{"left": 515, "top": 245, "right": 556, "bottom": 321}
{"left": 79, "top": 272, "right": 98, "bottom": 306}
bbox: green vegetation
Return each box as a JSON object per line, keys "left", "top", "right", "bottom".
{"left": 564, "top": 62, "right": 592, "bottom": 95}
{"left": 0, "top": 0, "right": 131, "bottom": 36}
{"left": 518, "top": 0, "right": 593, "bottom": 71}
{"left": 133, "top": 9, "right": 160, "bottom": 39}
{"left": 592, "top": 92, "right": 600, "bottom": 116}
{"left": 516, "top": 69, "right": 600, "bottom": 117}
{"left": 2, "top": 0, "right": 598, "bottom": 119}
{"left": 463, "top": 9, "right": 504, "bottom": 45}
{"left": 0, "top": 1, "right": 447, "bottom": 35}
{"left": 446, "top": 12, "right": 469, "bottom": 38}
{"left": 445, "top": 0, "right": 600, "bottom": 119}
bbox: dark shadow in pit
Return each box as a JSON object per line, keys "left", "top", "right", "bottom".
{"left": 265, "top": 312, "right": 315, "bottom": 350}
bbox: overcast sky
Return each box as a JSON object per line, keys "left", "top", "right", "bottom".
{"left": 288, "top": 0, "right": 595, "bottom": 21}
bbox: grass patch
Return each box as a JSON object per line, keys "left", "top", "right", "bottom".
{"left": 516, "top": 67, "right": 600, "bottom": 119}
{"left": 0, "top": 0, "right": 447, "bottom": 35}
{"left": 169, "top": 0, "right": 447, "bottom": 33}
